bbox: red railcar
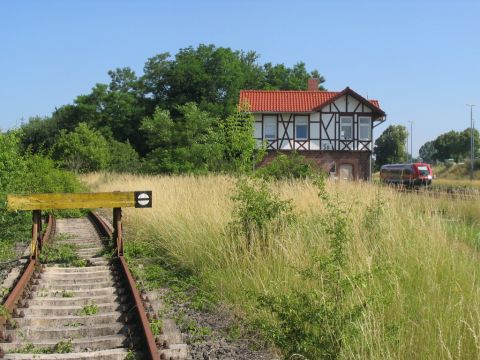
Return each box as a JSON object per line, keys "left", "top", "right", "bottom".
{"left": 379, "top": 163, "right": 433, "bottom": 186}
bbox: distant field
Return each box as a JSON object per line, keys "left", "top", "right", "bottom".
{"left": 432, "top": 178, "right": 480, "bottom": 189}
{"left": 432, "top": 163, "right": 480, "bottom": 189}
{"left": 84, "top": 173, "right": 480, "bottom": 359}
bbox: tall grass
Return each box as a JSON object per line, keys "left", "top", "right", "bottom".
{"left": 83, "top": 173, "right": 480, "bottom": 359}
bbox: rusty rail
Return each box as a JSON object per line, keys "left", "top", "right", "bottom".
{"left": 89, "top": 211, "right": 159, "bottom": 360}
{"left": 0, "top": 214, "right": 55, "bottom": 333}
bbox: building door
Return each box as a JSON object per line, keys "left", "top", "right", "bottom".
{"left": 339, "top": 164, "right": 353, "bottom": 181}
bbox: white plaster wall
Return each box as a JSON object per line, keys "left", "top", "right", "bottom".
{"left": 310, "top": 122, "right": 320, "bottom": 138}
{"left": 254, "top": 122, "right": 262, "bottom": 138}
{"left": 325, "top": 114, "right": 336, "bottom": 140}
{"left": 310, "top": 113, "right": 320, "bottom": 122}
{"left": 348, "top": 97, "right": 359, "bottom": 112}
{"left": 321, "top": 140, "right": 334, "bottom": 150}
{"left": 334, "top": 96, "right": 347, "bottom": 112}
{"left": 279, "top": 129, "right": 293, "bottom": 149}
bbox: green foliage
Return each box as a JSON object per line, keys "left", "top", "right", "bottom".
{"left": 256, "top": 176, "right": 371, "bottom": 359}
{"left": 141, "top": 103, "right": 222, "bottom": 173}
{"left": 229, "top": 178, "right": 295, "bottom": 248}
{"left": 108, "top": 140, "right": 141, "bottom": 173}
{"left": 39, "top": 243, "right": 79, "bottom": 265}
{"left": 432, "top": 128, "right": 480, "bottom": 162}
{"left": 141, "top": 44, "right": 324, "bottom": 119}
{"left": 220, "top": 108, "right": 265, "bottom": 173}
{"left": 124, "top": 350, "right": 137, "bottom": 360}
{"left": 20, "top": 116, "right": 60, "bottom": 154}
{"left": 418, "top": 140, "right": 437, "bottom": 163}
{"left": 61, "top": 290, "right": 74, "bottom": 298}
{"left": 255, "top": 152, "right": 319, "bottom": 180}
{"left": 141, "top": 103, "right": 262, "bottom": 174}
{"left": 18, "top": 44, "right": 324, "bottom": 174}
{"left": 0, "top": 304, "right": 10, "bottom": 318}
{"left": 363, "top": 189, "right": 386, "bottom": 244}
{"left": 52, "top": 123, "right": 111, "bottom": 173}
{"left": 78, "top": 303, "right": 98, "bottom": 316}
{"left": 0, "top": 131, "right": 85, "bottom": 262}
{"left": 374, "top": 125, "right": 408, "bottom": 168}
{"left": 174, "top": 311, "right": 212, "bottom": 343}
{"left": 53, "top": 339, "right": 73, "bottom": 353}
{"left": 11, "top": 339, "right": 73, "bottom": 354}
{"left": 150, "top": 317, "right": 163, "bottom": 336}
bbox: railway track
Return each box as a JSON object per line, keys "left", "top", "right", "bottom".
{"left": 379, "top": 183, "right": 480, "bottom": 200}
{"left": 0, "top": 213, "right": 187, "bottom": 360}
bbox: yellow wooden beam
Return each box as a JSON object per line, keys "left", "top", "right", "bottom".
{"left": 7, "top": 192, "right": 140, "bottom": 211}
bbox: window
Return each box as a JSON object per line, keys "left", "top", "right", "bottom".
{"left": 295, "top": 115, "right": 308, "bottom": 140}
{"left": 340, "top": 117, "right": 353, "bottom": 140}
{"left": 359, "top": 117, "right": 371, "bottom": 140}
{"left": 263, "top": 115, "right": 277, "bottom": 139}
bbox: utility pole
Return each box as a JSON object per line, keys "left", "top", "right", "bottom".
{"left": 408, "top": 121, "right": 414, "bottom": 163}
{"left": 467, "top": 104, "right": 476, "bottom": 181}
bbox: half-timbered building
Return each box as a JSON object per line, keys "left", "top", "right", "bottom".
{"left": 239, "top": 81, "right": 386, "bottom": 180}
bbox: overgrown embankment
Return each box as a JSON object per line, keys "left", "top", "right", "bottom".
{"left": 84, "top": 173, "right": 480, "bottom": 359}
{"left": 0, "top": 132, "right": 85, "bottom": 273}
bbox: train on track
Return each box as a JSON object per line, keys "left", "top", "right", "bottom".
{"left": 380, "top": 163, "right": 433, "bottom": 187}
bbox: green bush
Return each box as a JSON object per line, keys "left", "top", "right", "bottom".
{"left": 51, "top": 123, "right": 111, "bottom": 173}
{"left": 255, "top": 152, "right": 319, "bottom": 180}
{"left": 228, "top": 178, "right": 295, "bottom": 249}
{"left": 0, "top": 131, "right": 86, "bottom": 261}
{"left": 108, "top": 140, "right": 141, "bottom": 173}
{"left": 256, "top": 176, "right": 372, "bottom": 359}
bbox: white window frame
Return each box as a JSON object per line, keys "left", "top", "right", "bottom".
{"left": 340, "top": 116, "right": 353, "bottom": 140}
{"left": 263, "top": 115, "right": 277, "bottom": 139}
{"left": 295, "top": 115, "right": 309, "bottom": 140}
{"left": 358, "top": 117, "right": 371, "bottom": 141}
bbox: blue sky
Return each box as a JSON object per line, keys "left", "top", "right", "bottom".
{"left": 0, "top": 0, "right": 479, "bottom": 155}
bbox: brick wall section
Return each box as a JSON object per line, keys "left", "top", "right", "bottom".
{"left": 259, "top": 151, "right": 372, "bottom": 180}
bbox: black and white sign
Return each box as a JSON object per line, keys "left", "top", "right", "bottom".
{"left": 134, "top": 191, "right": 152, "bottom": 208}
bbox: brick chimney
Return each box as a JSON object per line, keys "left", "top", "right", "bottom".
{"left": 307, "top": 78, "right": 320, "bottom": 91}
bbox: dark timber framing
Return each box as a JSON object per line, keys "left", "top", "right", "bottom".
{"left": 253, "top": 89, "right": 385, "bottom": 153}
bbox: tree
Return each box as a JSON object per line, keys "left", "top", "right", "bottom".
{"left": 140, "top": 44, "right": 325, "bottom": 119}
{"left": 108, "top": 140, "right": 141, "bottom": 173}
{"left": 141, "top": 103, "right": 223, "bottom": 173}
{"left": 20, "top": 116, "right": 59, "bottom": 154}
{"left": 433, "top": 131, "right": 462, "bottom": 162}
{"left": 418, "top": 141, "right": 437, "bottom": 163}
{"left": 262, "top": 62, "right": 325, "bottom": 90}
{"left": 51, "top": 123, "right": 110, "bottom": 173}
{"left": 16, "top": 44, "right": 325, "bottom": 174}
{"left": 432, "top": 128, "right": 480, "bottom": 162}
{"left": 0, "top": 131, "right": 27, "bottom": 192}
{"left": 374, "top": 125, "right": 408, "bottom": 168}
{"left": 220, "top": 108, "right": 265, "bottom": 173}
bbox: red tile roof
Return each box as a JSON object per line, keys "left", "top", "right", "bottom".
{"left": 239, "top": 88, "right": 382, "bottom": 113}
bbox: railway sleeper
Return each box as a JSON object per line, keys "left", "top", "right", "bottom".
{"left": 0, "top": 217, "right": 167, "bottom": 359}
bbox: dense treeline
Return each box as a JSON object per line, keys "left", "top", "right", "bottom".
{"left": 419, "top": 128, "right": 480, "bottom": 163}
{"left": 374, "top": 125, "right": 480, "bottom": 169}
{"left": 18, "top": 44, "right": 324, "bottom": 174}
